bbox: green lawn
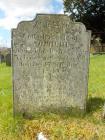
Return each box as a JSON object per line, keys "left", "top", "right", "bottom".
{"left": 0, "top": 55, "right": 105, "bottom": 140}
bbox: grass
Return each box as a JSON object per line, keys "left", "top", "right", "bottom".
{"left": 0, "top": 55, "right": 105, "bottom": 139}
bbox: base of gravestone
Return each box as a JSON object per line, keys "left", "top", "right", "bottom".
{"left": 13, "top": 107, "right": 86, "bottom": 119}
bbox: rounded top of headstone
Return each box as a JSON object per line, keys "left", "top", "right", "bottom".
{"left": 14, "top": 13, "right": 87, "bottom": 32}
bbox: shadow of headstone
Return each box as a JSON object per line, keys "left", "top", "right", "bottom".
{"left": 87, "top": 97, "right": 105, "bottom": 114}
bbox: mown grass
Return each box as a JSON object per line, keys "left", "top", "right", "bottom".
{"left": 0, "top": 55, "right": 105, "bottom": 140}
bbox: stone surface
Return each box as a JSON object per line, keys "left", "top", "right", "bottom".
{"left": 12, "top": 14, "right": 91, "bottom": 115}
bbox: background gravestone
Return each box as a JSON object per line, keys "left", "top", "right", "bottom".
{"left": 12, "top": 14, "right": 91, "bottom": 115}
{"left": 0, "top": 54, "right": 1, "bottom": 63}
{"left": 0, "top": 54, "right": 5, "bottom": 63}
{"left": 6, "top": 53, "right": 11, "bottom": 66}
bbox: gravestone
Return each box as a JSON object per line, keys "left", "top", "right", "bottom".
{"left": 0, "top": 54, "right": 5, "bottom": 63}
{"left": 6, "top": 53, "right": 11, "bottom": 66}
{"left": 12, "top": 14, "right": 91, "bottom": 115}
{"left": 0, "top": 54, "right": 1, "bottom": 63}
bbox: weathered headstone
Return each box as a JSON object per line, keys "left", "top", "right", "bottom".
{"left": 0, "top": 54, "right": 1, "bottom": 63}
{"left": 12, "top": 14, "right": 91, "bottom": 115}
{"left": 6, "top": 53, "right": 11, "bottom": 66}
{"left": 0, "top": 54, "right": 5, "bottom": 63}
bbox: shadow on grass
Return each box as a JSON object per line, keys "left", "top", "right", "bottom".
{"left": 86, "top": 97, "right": 105, "bottom": 114}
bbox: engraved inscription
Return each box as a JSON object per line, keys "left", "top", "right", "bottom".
{"left": 12, "top": 14, "right": 91, "bottom": 114}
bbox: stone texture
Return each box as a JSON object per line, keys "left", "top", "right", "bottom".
{"left": 12, "top": 14, "right": 91, "bottom": 115}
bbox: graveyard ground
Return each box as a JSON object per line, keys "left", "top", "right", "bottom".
{"left": 0, "top": 54, "right": 105, "bottom": 140}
